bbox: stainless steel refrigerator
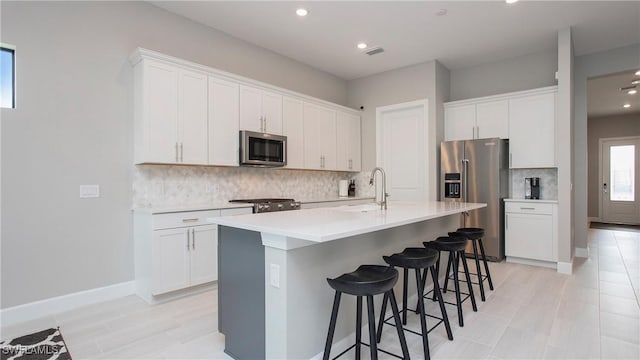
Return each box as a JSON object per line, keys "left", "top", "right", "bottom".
{"left": 440, "top": 138, "right": 509, "bottom": 261}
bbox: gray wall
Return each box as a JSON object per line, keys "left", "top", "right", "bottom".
{"left": 346, "top": 61, "right": 449, "bottom": 201}
{"left": 449, "top": 50, "right": 558, "bottom": 101}
{"left": 574, "top": 43, "right": 640, "bottom": 251}
{"left": 0, "top": 1, "right": 347, "bottom": 308}
{"left": 587, "top": 113, "right": 640, "bottom": 218}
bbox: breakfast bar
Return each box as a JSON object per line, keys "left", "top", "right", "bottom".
{"left": 210, "top": 201, "right": 486, "bottom": 359}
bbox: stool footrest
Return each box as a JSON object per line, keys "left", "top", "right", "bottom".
{"left": 331, "top": 342, "right": 405, "bottom": 360}
{"left": 380, "top": 308, "right": 447, "bottom": 337}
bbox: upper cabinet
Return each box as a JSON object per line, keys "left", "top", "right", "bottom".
{"left": 208, "top": 76, "right": 239, "bottom": 166}
{"left": 304, "top": 103, "right": 337, "bottom": 170}
{"left": 134, "top": 59, "right": 208, "bottom": 165}
{"left": 282, "top": 97, "right": 305, "bottom": 169}
{"left": 444, "top": 86, "right": 557, "bottom": 169}
{"left": 336, "top": 111, "right": 361, "bottom": 171}
{"left": 240, "top": 85, "right": 283, "bottom": 135}
{"left": 508, "top": 91, "right": 556, "bottom": 168}
{"left": 444, "top": 101, "right": 508, "bottom": 141}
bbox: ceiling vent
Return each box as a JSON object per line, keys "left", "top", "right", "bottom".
{"left": 365, "top": 47, "right": 385, "bottom": 56}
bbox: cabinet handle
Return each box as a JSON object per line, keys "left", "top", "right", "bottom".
{"left": 509, "top": 153, "right": 512, "bottom": 167}
{"left": 520, "top": 207, "right": 535, "bottom": 210}
{"left": 349, "top": 159, "right": 352, "bottom": 169}
{"left": 320, "top": 156, "right": 323, "bottom": 168}
{"left": 476, "top": 126, "right": 479, "bottom": 139}
{"left": 175, "top": 142, "right": 179, "bottom": 162}
{"left": 182, "top": 218, "right": 199, "bottom": 223}
{"left": 186, "top": 229, "right": 190, "bottom": 251}
{"left": 505, "top": 215, "right": 508, "bottom": 230}
{"left": 180, "top": 143, "right": 184, "bottom": 162}
{"left": 263, "top": 116, "right": 267, "bottom": 133}
{"left": 192, "top": 228, "right": 195, "bottom": 250}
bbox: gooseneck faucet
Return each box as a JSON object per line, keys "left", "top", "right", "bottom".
{"left": 369, "top": 167, "right": 389, "bottom": 210}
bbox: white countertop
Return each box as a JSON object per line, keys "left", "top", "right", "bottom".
{"left": 295, "top": 195, "right": 375, "bottom": 204}
{"left": 132, "top": 202, "right": 253, "bottom": 214}
{"left": 504, "top": 198, "right": 558, "bottom": 204}
{"left": 209, "top": 201, "right": 486, "bottom": 242}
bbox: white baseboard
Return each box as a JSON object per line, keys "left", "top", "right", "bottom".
{"left": 588, "top": 217, "right": 600, "bottom": 223}
{"left": 1, "top": 281, "right": 135, "bottom": 327}
{"left": 556, "top": 261, "right": 573, "bottom": 275}
{"left": 575, "top": 247, "right": 589, "bottom": 258}
{"left": 506, "top": 256, "right": 557, "bottom": 269}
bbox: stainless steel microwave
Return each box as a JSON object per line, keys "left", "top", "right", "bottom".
{"left": 239, "top": 130, "right": 287, "bottom": 167}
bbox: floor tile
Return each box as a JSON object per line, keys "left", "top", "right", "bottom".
{"left": 600, "top": 311, "right": 640, "bottom": 345}
{"left": 601, "top": 336, "right": 640, "bottom": 360}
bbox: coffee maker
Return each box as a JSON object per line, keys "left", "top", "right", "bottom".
{"left": 525, "top": 177, "right": 540, "bottom": 199}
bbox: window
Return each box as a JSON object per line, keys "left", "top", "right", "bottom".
{"left": 1, "top": 45, "right": 15, "bottom": 108}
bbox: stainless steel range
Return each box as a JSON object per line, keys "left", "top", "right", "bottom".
{"left": 229, "top": 198, "right": 301, "bottom": 213}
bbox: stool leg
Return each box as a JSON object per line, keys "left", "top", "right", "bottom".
{"left": 432, "top": 253, "right": 441, "bottom": 302}
{"left": 461, "top": 252, "right": 478, "bottom": 311}
{"left": 366, "top": 295, "right": 378, "bottom": 360}
{"left": 323, "top": 291, "right": 342, "bottom": 360}
{"left": 471, "top": 239, "right": 486, "bottom": 301}
{"left": 415, "top": 268, "right": 431, "bottom": 359}
{"left": 443, "top": 251, "right": 452, "bottom": 294}
{"left": 375, "top": 292, "right": 388, "bottom": 343}
{"left": 418, "top": 267, "right": 428, "bottom": 313}
{"left": 356, "top": 296, "right": 362, "bottom": 360}
{"left": 452, "top": 252, "right": 464, "bottom": 327}
{"left": 402, "top": 268, "right": 408, "bottom": 325}
{"left": 388, "top": 290, "right": 410, "bottom": 360}
{"left": 430, "top": 265, "right": 453, "bottom": 340}
{"left": 479, "top": 239, "right": 494, "bottom": 290}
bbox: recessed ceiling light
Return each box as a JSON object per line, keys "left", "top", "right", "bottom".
{"left": 635, "top": 70, "right": 640, "bottom": 76}
{"left": 628, "top": 89, "right": 638, "bottom": 95}
{"left": 623, "top": 104, "right": 631, "bottom": 108}
{"left": 296, "top": 8, "right": 308, "bottom": 17}
{"left": 357, "top": 43, "right": 368, "bottom": 50}
{"left": 506, "top": 0, "right": 519, "bottom": 4}
{"left": 632, "top": 80, "right": 640, "bottom": 85}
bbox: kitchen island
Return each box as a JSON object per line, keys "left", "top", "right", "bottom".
{"left": 209, "top": 201, "right": 485, "bottom": 359}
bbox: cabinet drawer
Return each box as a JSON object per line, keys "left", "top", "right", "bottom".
{"left": 505, "top": 202, "right": 552, "bottom": 215}
{"left": 153, "top": 210, "right": 221, "bottom": 230}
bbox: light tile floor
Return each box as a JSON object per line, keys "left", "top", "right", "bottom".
{"left": 1, "top": 228, "right": 639, "bottom": 359}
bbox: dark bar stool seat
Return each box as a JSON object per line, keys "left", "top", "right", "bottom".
{"left": 323, "top": 265, "right": 409, "bottom": 360}
{"left": 451, "top": 227, "right": 494, "bottom": 301}
{"left": 422, "top": 235, "right": 477, "bottom": 327}
{"left": 376, "top": 248, "right": 453, "bottom": 360}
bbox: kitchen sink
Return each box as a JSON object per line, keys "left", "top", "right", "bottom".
{"left": 334, "top": 203, "right": 383, "bottom": 213}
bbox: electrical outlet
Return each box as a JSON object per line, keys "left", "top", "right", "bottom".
{"left": 79, "top": 185, "right": 100, "bottom": 198}
{"left": 270, "top": 264, "right": 280, "bottom": 288}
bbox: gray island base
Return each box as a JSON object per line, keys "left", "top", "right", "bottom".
{"left": 212, "top": 201, "right": 486, "bottom": 359}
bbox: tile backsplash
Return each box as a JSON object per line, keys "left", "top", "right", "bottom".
{"left": 133, "top": 165, "right": 375, "bottom": 208}
{"left": 509, "top": 168, "right": 558, "bottom": 200}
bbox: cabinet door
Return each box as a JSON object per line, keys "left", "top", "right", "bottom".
{"left": 505, "top": 213, "right": 554, "bottom": 261}
{"left": 190, "top": 225, "right": 218, "bottom": 286}
{"left": 178, "top": 69, "right": 208, "bottom": 165}
{"left": 283, "top": 97, "right": 304, "bottom": 169}
{"left": 336, "top": 112, "right": 361, "bottom": 171}
{"left": 209, "top": 77, "right": 239, "bottom": 166}
{"left": 152, "top": 228, "right": 190, "bottom": 295}
{"left": 261, "top": 91, "right": 283, "bottom": 135}
{"left": 320, "top": 107, "right": 337, "bottom": 170}
{"left": 303, "top": 103, "right": 324, "bottom": 170}
{"left": 444, "top": 105, "right": 476, "bottom": 141}
{"left": 508, "top": 92, "right": 556, "bottom": 168}
{"left": 476, "top": 100, "right": 508, "bottom": 139}
{"left": 239, "top": 85, "right": 263, "bottom": 132}
{"left": 143, "top": 60, "right": 179, "bottom": 163}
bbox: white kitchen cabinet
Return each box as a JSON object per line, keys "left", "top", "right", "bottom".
{"left": 505, "top": 201, "right": 557, "bottom": 263}
{"left": 336, "top": 111, "right": 361, "bottom": 171}
{"left": 240, "top": 85, "right": 283, "bottom": 134}
{"left": 134, "top": 206, "right": 253, "bottom": 303}
{"left": 304, "top": 103, "right": 337, "bottom": 170}
{"left": 208, "top": 77, "right": 240, "bottom": 166}
{"left": 508, "top": 91, "right": 556, "bottom": 168}
{"left": 444, "top": 101, "right": 509, "bottom": 141}
{"left": 282, "top": 97, "right": 305, "bottom": 169}
{"left": 133, "top": 59, "right": 208, "bottom": 165}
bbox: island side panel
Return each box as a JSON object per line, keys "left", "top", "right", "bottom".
{"left": 263, "top": 214, "right": 459, "bottom": 359}
{"left": 218, "top": 226, "right": 265, "bottom": 359}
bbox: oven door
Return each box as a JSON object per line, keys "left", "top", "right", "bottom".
{"left": 240, "top": 131, "right": 287, "bottom": 167}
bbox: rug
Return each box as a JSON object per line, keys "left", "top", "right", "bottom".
{"left": 0, "top": 328, "right": 71, "bottom": 360}
{"left": 590, "top": 221, "right": 640, "bottom": 232}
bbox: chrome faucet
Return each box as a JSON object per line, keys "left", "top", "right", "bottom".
{"left": 369, "top": 167, "right": 389, "bottom": 210}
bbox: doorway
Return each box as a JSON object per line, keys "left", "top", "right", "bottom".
{"left": 375, "top": 100, "right": 428, "bottom": 202}
{"left": 600, "top": 136, "right": 640, "bottom": 224}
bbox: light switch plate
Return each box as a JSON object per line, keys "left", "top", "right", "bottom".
{"left": 270, "top": 263, "right": 280, "bottom": 288}
{"left": 80, "top": 185, "right": 100, "bottom": 198}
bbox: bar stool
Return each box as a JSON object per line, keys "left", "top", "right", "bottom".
{"left": 323, "top": 265, "right": 409, "bottom": 360}
{"left": 451, "top": 228, "right": 494, "bottom": 301}
{"left": 422, "top": 235, "right": 477, "bottom": 327}
{"left": 376, "top": 248, "right": 453, "bottom": 360}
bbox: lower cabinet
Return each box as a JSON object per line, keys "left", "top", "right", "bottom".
{"left": 505, "top": 201, "right": 557, "bottom": 262}
{"left": 134, "top": 207, "right": 252, "bottom": 303}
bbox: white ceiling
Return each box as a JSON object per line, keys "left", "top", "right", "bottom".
{"left": 588, "top": 71, "right": 640, "bottom": 118}
{"left": 150, "top": 1, "right": 640, "bottom": 80}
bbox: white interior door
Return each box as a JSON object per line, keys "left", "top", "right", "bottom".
{"left": 601, "top": 137, "right": 640, "bottom": 224}
{"left": 376, "top": 100, "right": 428, "bottom": 202}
